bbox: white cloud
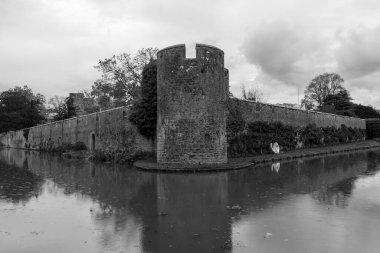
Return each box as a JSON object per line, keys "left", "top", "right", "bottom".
{"left": 241, "top": 20, "right": 332, "bottom": 85}
{"left": 337, "top": 25, "right": 380, "bottom": 78}
{"left": 241, "top": 20, "right": 380, "bottom": 107}
{"left": 0, "top": 0, "right": 380, "bottom": 108}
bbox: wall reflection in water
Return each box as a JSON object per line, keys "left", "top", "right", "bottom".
{"left": 0, "top": 148, "right": 380, "bottom": 253}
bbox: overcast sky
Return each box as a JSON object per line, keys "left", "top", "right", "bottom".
{"left": 1, "top": 0, "right": 380, "bottom": 108}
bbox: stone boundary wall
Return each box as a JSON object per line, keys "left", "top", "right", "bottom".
{"left": 236, "top": 99, "right": 366, "bottom": 129}
{"left": 0, "top": 107, "right": 154, "bottom": 153}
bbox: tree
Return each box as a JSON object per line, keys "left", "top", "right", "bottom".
{"left": 80, "top": 90, "right": 99, "bottom": 114}
{"left": 353, "top": 104, "right": 380, "bottom": 119}
{"left": 302, "top": 73, "right": 346, "bottom": 109}
{"left": 241, "top": 84, "right": 264, "bottom": 102}
{"left": 53, "top": 102, "right": 70, "bottom": 121}
{"left": 320, "top": 90, "right": 354, "bottom": 116}
{"left": 48, "top": 96, "right": 65, "bottom": 110}
{"left": 319, "top": 88, "right": 380, "bottom": 119}
{"left": 48, "top": 91, "right": 99, "bottom": 121}
{"left": 91, "top": 47, "right": 159, "bottom": 110}
{"left": 47, "top": 94, "right": 77, "bottom": 121}
{"left": 129, "top": 60, "right": 157, "bottom": 139}
{"left": 322, "top": 90, "right": 352, "bottom": 110}
{"left": 0, "top": 86, "right": 46, "bottom": 132}
{"left": 301, "top": 95, "right": 314, "bottom": 110}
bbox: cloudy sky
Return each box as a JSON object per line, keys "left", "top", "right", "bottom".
{"left": 1, "top": 0, "right": 380, "bottom": 108}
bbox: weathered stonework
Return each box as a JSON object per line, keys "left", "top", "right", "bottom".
{"left": 157, "top": 44, "right": 228, "bottom": 165}
{"left": 0, "top": 107, "right": 154, "bottom": 154}
{"left": 235, "top": 99, "right": 366, "bottom": 129}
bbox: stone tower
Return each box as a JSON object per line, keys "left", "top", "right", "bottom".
{"left": 157, "top": 44, "right": 228, "bottom": 165}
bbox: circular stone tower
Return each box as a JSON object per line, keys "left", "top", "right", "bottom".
{"left": 157, "top": 44, "right": 228, "bottom": 165}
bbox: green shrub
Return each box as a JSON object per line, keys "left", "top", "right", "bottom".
{"left": 226, "top": 98, "right": 245, "bottom": 139}
{"left": 299, "top": 124, "right": 324, "bottom": 147}
{"left": 49, "top": 142, "right": 87, "bottom": 153}
{"left": 62, "top": 142, "right": 87, "bottom": 151}
{"left": 322, "top": 126, "right": 339, "bottom": 145}
{"left": 228, "top": 121, "right": 297, "bottom": 157}
{"left": 90, "top": 148, "right": 154, "bottom": 164}
{"left": 366, "top": 119, "right": 380, "bottom": 139}
{"left": 227, "top": 120, "right": 366, "bottom": 157}
{"left": 70, "top": 142, "right": 87, "bottom": 151}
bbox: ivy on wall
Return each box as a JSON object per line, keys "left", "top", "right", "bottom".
{"left": 129, "top": 60, "right": 157, "bottom": 140}
{"left": 226, "top": 98, "right": 245, "bottom": 138}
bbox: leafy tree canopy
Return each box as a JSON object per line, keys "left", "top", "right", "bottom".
{"left": 320, "top": 90, "right": 355, "bottom": 116}
{"left": 322, "top": 90, "right": 352, "bottom": 110}
{"left": 302, "top": 73, "right": 346, "bottom": 109}
{"left": 129, "top": 60, "right": 157, "bottom": 139}
{"left": 353, "top": 104, "right": 380, "bottom": 119}
{"left": 241, "top": 84, "right": 265, "bottom": 102}
{"left": 319, "top": 85, "right": 380, "bottom": 119}
{"left": 0, "top": 86, "right": 46, "bottom": 132}
{"left": 92, "top": 48, "right": 159, "bottom": 110}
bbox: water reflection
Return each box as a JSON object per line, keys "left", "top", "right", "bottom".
{"left": 0, "top": 161, "right": 42, "bottom": 204}
{"left": 0, "top": 148, "right": 380, "bottom": 252}
{"left": 271, "top": 162, "right": 280, "bottom": 173}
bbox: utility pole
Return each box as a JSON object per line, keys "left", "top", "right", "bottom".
{"left": 298, "top": 88, "right": 300, "bottom": 108}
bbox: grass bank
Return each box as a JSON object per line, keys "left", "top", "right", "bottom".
{"left": 232, "top": 140, "right": 380, "bottom": 165}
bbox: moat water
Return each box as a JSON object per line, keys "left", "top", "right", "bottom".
{"left": 1, "top": 148, "right": 380, "bottom": 253}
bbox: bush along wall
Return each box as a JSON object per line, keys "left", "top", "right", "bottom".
{"left": 366, "top": 119, "right": 380, "bottom": 139}
{"left": 39, "top": 141, "right": 88, "bottom": 153}
{"left": 89, "top": 147, "right": 153, "bottom": 165}
{"left": 227, "top": 121, "right": 366, "bottom": 157}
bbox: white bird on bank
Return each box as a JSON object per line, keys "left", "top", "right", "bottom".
{"left": 270, "top": 142, "right": 280, "bottom": 154}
